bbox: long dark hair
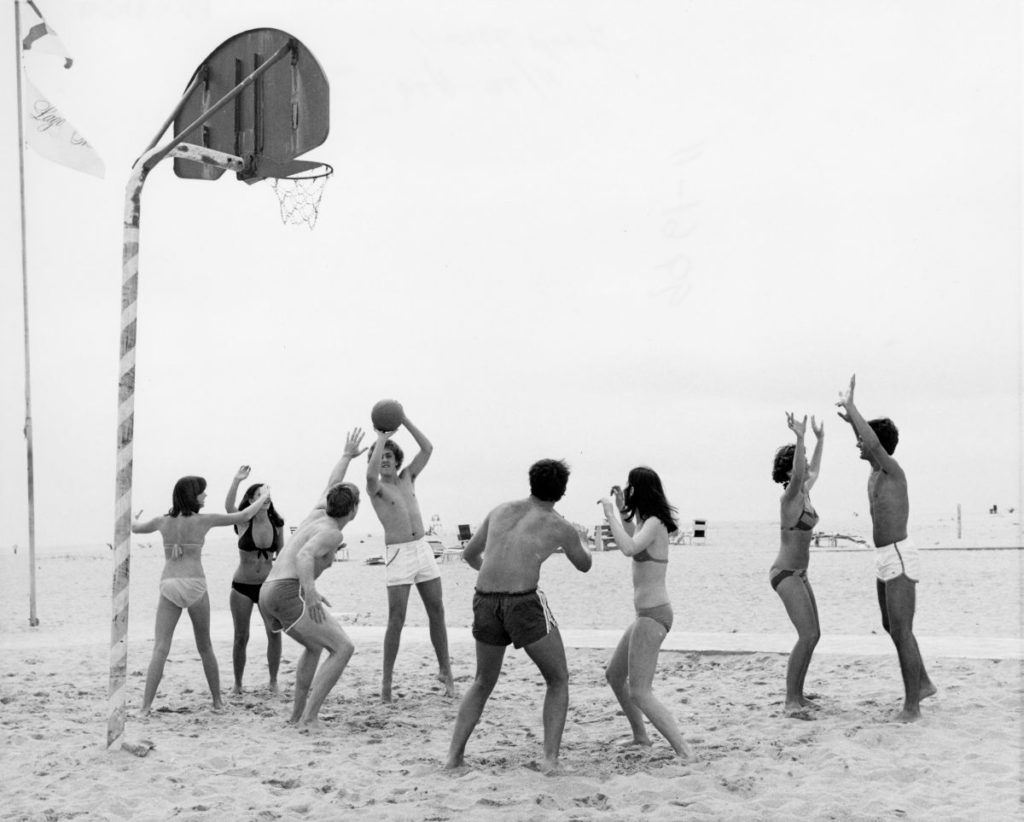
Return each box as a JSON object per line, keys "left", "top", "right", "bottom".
{"left": 620, "top": 466, "right": 678, "bottom": 534}
{"left": 240, "top": 483, "right": 285, "bottom": 528}
{"left": 168, "top": 476, "right": 206, "bottom": 517}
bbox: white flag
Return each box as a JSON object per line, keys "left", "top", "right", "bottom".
{"left": 22, "top": 0, "right": 73, "bottom": 68}
{"left": 22, "top": 72, "right": 105, "bottom": 178}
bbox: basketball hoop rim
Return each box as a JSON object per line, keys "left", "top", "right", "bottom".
{"left": 269, "top": 162, "right": 333, "bottom": 181}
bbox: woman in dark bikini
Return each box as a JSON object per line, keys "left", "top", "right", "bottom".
{"left": 770, "top": 412, "right": 824, "bottom": 717}
{"left": 225, "top": 465, "right": 286, "bottom": 694}
{"left": 599, "top": 467, "right": 691, "bottom": 759}
{"left": 132, "top": 476, "right": 269, "bottom": 714}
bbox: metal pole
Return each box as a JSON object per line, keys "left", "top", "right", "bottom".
{"left": 106, "top": 142, "right": 242, "bottom": 750}
{"left": 13, "top": 0, "right": 40, "bottom": 627}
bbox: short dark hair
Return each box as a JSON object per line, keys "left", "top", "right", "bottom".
{"left": 529, "top": 459, "right": 570, "bottom": 502}
{"left": 326, "top": 483, "right": 359, "bottom": 518}
{"left": 772, "top": 445, "right": 796, "bottom": 485}
{"left": 169, "top": 476, "right": 206, "bottom": 517}
{"left": 369, "top": 439, "right": 404, "bottom": 470}
{"left": 868, "top": 418, "right": 899, "bottom": 455}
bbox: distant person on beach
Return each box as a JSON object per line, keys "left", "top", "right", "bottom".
{"left": 259, "top": 429, "right": 366, "bottom": 727}
{"left": 599, "top": 467, "right": 692, "bottom": 758}
{"left": 132, "top": 477, "right": 271, "bottom": 714}
{"left": 365, "top": 412, "right": 454, "bottom": 701}
{"left": 446, "top": 459, "right": 592, "bottom": 774}
{"left": 837, "top": 374, "right": 936, "bottom": 721}
{"left": 770, "top": 412, "right": 825, "bottom": 718}
{"left": 224, "top": 466, "right": 286, "bottom": 695}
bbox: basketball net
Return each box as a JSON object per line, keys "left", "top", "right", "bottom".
{"left": 268, "top": 163, "right": 333, "bottom": 229}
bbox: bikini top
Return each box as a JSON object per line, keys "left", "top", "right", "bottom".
{"left": 238, "top": 521, "right": 282, "bottom": 560}
{"left": 633, "top": 548, "right": 668, "bottom": 564}
{"left": 783, "top": 498, "right": 819, "bottom": 532}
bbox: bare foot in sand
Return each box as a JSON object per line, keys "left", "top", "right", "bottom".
{"left": 231, "top": 684, "right": 243, "bottom": 696}
{"left": 438, "top": 670, "right": 457, "bottom": 698}
{"left": 268, "top": 680, "right": 280, "bottom": 695}
{"left": 381, "top": 683, "right": 393, "bottom": 703}
{"left": 617, "top": 737, "right": 653, "bottom": 749}
{"left": 211, "top": 702, "right": 226, "bottom": 714}
{"left": 800, "top": 697, "right": 822, "bottom": 710}
{"left": 784, "top": 705, "right": 816, "bottom": 721}
{"left": 920, "top": 682, "right": 937, "bottom": 700}
{"left": 896, "top": 707, "right": 921, "bottom": 722}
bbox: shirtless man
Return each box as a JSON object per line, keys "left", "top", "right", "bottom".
{"left": 259, "top": 428, "right": 366, "bottom": 727}
{"left": 837, "top": 375, "right": 936, "bottom": 721}
{"left": 445, "top": 459, "right": 592, "bottom": 774}
{"left": 366, "top": 412, "right": 454, "bottom": 701}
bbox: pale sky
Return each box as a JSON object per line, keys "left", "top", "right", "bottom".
{"left": 1, "top": 1, "right": 1020, "bottom": 548}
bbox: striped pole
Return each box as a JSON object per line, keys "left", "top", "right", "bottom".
{"left": 106, "top": 144, "right": 242, "bottom": 749}
{"left": 107, "top": 159, "right": 150, "bottom": 749}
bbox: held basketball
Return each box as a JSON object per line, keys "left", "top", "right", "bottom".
{"left": 371, "top": 399, "right": 404, "bottom": 432}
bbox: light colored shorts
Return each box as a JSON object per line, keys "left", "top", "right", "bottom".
{"left": 385, "top": 538, "right": 441, "bottom": 587}
{"left": 875, "top": 537, "right": 920, "bottom": 582}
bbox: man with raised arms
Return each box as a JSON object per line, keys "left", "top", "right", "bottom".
{"left": 445, "top": 459, "right": 592, "bottom": 774}
{"left": 836, "top": 375, "right": 936, "bottom": 721}
{"left": 259, "top": 428, "right": 366, "bottom": 727}
{"left": 366, "top": 411, "right": 455, "bottom": 701}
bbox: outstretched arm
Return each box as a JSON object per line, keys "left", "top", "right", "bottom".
{"left": 313, "top": 428, "right": 366, "bottom": 510}
{"left": 462, "top": 514, "right": 489, "bottom": 570}
{"left": 295, "top": 532, "right": 338, "bottom": 623}
{"left": 131, "top": 511, "right": 161, "bottom": 534}
{"left": 600, "top": 499, "right": 661, "bottom": 557}
{"left": 561, "top": 520, "right": 592, "bottom": 573}
{"left": 202, "top": 484, "right": 271, "bottom": 527}
{"left": 224, "top": 465, "right": 250, "bottom": 513}
{"left": 401, "top": 414, "right": 433, "bottom": 480}
{"left": 806, "top": 416, "right": 824, "bottom": 490}
{"left": 365, "top": 431, "right": 388, "bottom": 496}
{"left": 836, "top": 374, "right": 900, "bottom": 473}
{"left": 784, "top": 412, "right": 808, "bottom": 500}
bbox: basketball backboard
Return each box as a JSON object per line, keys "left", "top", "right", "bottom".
{"left": 172, "top": 28, "right": 329, "bottom": 181}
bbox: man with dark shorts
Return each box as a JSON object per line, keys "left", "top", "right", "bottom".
{"left": 445, "top": 459, "right": 592, "bottom": 773}
{"left": 260, "top": 429, "right": 365, "bottom": 727}
{"left": 837, "top": 375, "right": 936, "bottom": 721}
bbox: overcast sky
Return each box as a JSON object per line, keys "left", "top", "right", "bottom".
{"left": 1, "top": 0, "right": 1019, "bottom": 548}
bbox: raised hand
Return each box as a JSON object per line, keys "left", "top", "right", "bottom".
{"left": 786, "top": 411, "right": 807, "bottom": 437}
{"left": 811, "top": 415, "right": 824, "bottom": 438}
{"left": 610, "top": 485, "right": 625, "bottom": 511}
{"left": 344, "top": 428, "right": 368, "bottom": 459}
{"left": 836, "top": 374, "right": 856, "bottom": 420}
{"left": 234, "top": 465, "right": 251, "bottom": 482}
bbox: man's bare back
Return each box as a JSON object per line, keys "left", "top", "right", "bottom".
{"left": 473, "top": 499, "right": 591, "bottom": 590}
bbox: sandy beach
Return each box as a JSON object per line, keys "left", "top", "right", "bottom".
{"left": 2, "top": 515, "right": 1021, "bottom": 820}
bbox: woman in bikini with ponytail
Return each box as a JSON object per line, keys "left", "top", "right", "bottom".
{"left": 770, "top": 412, "right": 824, "bottom": 718}
{"left": 225, "top": 466, "right": 286, "bottom": 694}
{"left": 132, "top": 476, "right": 269, "bottom": 714}
{"left": 599, "top": 467, "right": 691, "bottom": 759}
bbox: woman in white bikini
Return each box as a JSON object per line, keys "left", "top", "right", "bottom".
{"left": 600, "top": 467, "right": 691, "bottom": 759}
{"left": 770, "top": 412, "right": 824, "bottom": 717}
{"left": 132, "top": 476, "right": 269, "bottom": 714}
{"left": 224, "top": 466, "right": 286, "bottom": 695}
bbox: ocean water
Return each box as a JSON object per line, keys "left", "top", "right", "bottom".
{"left": 2, "top": 514, "right": 1019, "bottom": 644}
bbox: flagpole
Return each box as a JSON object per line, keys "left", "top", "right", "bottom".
{"left": 14, "top": 0, "right": 40, "bottom": 628}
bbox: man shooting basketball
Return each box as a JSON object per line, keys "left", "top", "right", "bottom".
{"left": 366, "top": 411, "right": 455, "bottom": 701}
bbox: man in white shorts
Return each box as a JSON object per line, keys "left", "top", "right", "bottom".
{"left": 837, "top": 375, "right": 936, "bottom": 721}
{"left": 366, "top": 412, "right": 454, "bottom": 701}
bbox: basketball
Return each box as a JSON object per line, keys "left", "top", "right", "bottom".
{"left": 371, "top": 399, "right": 404, "bottom": 432}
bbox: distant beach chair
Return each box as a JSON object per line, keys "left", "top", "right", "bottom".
{"left": 692, "top": 519, "right": 707, "bottom": 543}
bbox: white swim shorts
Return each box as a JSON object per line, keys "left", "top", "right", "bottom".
{"left": 385, "top": 537, "right": 441, "bottom": 587}
{"left": 875, "top": 537, "right": 920, "bottom": 583}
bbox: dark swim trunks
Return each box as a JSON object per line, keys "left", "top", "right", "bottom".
{"left": 472, "top": 588, "right": 557, "bottom": 649}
